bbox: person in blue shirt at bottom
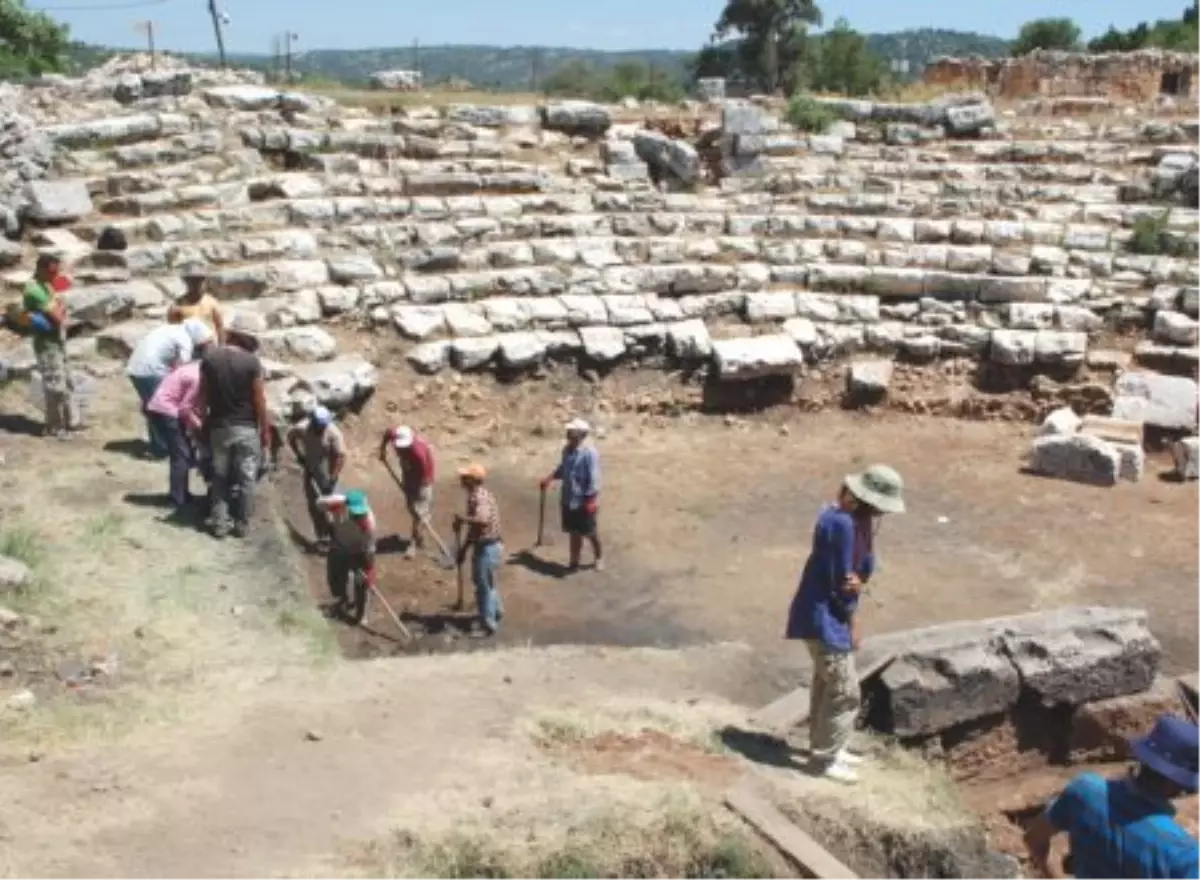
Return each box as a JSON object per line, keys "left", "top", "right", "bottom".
{"left": 785, "top": 464, "right": 906, "bottom": 785}
{"left": 1024, "top": 714, "right": 1200, "bottom": 879}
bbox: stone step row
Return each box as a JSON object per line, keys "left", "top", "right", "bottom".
{"left": 73, "top": 229, "right": 1194, "bottom": 293}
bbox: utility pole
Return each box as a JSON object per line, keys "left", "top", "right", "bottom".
{"left": 272, "top": 34, "right": 281, "bottom": 83}
{"left": 206, "top": 0, "right": 227, "bottom": 69}
{"left": 134, "top": 20, "right": 155, "bottom": 69}
{"left": 284, "top": 32, "right": 298, "bottom": 84}
{"left": 412, "top": 38, "right": 421, "bottom": 79}
{"left": 530, "top": 46, "right": 540, "bottom": 93}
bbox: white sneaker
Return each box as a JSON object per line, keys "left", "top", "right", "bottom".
{"left": 838, "top": 749, "right": 863, "bottom": 767}
{"left": 817, "top": 758, "right": 858, "bottom": 785}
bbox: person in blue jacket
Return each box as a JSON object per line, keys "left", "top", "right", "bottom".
{"left": 785, "top": 464, "right": 906, "bottom": 784}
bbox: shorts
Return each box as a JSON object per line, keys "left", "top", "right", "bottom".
{"left": 405, "top": 484, "right": 433, "bottom": 520}
{"left": 561, "top": 505, "right": 596, "bottom": 537}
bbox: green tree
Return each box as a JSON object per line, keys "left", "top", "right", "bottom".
{"left": 805, "top": 18, "right": 884, "bottom": 96}
{"left": 0, "top": 0, "right": 68, "bottom": 78}
{"left": 1010, "top": 17, "right": 1082, "bottom": 55}
{"left": 712, "top": 0, "right": 823, "bottom": 93}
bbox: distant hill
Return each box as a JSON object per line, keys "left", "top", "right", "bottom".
{"left": 60, "top": 28, "right": 1011, "bottom": 90}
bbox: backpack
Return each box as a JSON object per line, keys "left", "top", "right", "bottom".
{"left": 4, "top": 301, "right": 53, "bottom": 337}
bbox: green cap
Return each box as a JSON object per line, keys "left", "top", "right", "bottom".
{"left": 345, "top": 490, "right": 370, "bottom": 517}
{"left": 844, "top": 464, "right": 905, "bottom": 514}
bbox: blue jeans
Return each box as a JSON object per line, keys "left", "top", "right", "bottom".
{"left": 472, "top": 541, "right": 504, "bottom": 632}
{"left": 129, "top": 374, "right": 166, "bottom": 456}
{"left": 149, "top": 413, "right": 193, "bottom": 507}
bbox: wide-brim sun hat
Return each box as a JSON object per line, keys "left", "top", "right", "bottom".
{"left": 392, "top": 426, "right": 415, "bottom": 449}
{"left": 1132, "top": 715, "right": 1199, "bottom": 791}
{"left": 310, "top": 405, "right": 332, "bottom": 427}
{"left": 458, "top": 463, "right": 487, "bottom": 482}
{"left": 345, "top": 490, "right": 370, "bottom": 517}
{"left": 565, "top": 417, "right": 590, "bottom": 435}
{"left": 182, "top": 318, "right": 213, "bottom": 346}
{"left": 844, "top": 464, "right": 906, "bottom": 514}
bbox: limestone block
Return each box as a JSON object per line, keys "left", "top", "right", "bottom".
{"left": 1038, "top": 406, "right": 1082, "bottom": 437}
{"left": 496, "top": 332, "right": 547, "bottom": 369}
{"left": 1002, "top": 607, "right": 1160, "bottom": 707}
{"left": 536, "top": 329, "right": 582, "bottom": 355}
{"left": 1112, "top": 372, "right": 1199, "bottom": 432}
{"left": 1154, "top": 311, "right": 1200, "bottom": 346}
{"left": 404, "top": 275, "right": 452, "bottom": 305}
{"left": 602, "top": 294, "right": 653, "bottom": 327}
{"left": 267, "top": 260, "right": 329, "bottom": 292}
{"left": 579, "top": 326, "right": 626, "bottom": 363}
{"left": 202, "top": 85, "right": 283, "bottom": 110}
{"left": 868, "top": 267, "right": 926, "bottom": 297}
{"left": 451, "top": 337, "right": 499, "bottom": 371}
{"left": 1035, "top": 331, "right": 1087, "bottom": 367}
{"left": 258, "top": 326, "right": 337, "bottom": 362}
{"left": 65, "top": 284, "right": 135, "bottom": 328}
{"left": 712, "top": 335, "right": 803, "bottom": 381}
{"left": 392, "top": 306, "right": 447, "bottom": 340}
{"left": 540, "top": 101, "right": 612, "bottom": 138}
{"left": 1172, "top": 436, "right": 1199, "bottom": 480}
{"left": 525, "top": 297, "right": 569, "bottom": 327}
{"left": 665, "top": 319, "right": 712, "bottom": 360}
{"left": 26, "top": 179, "right": 93, "bottom": 223}
{"left": 783, "top": 318, "right": 818, "bottom": 349}
{"left": 847, "top": 359, "right": 894, "bottom": 398}
{"left": 481, "top": 298, "right": 531, "bottom": 331}
{"left": 95, "top": 320, "right": 158, "bottom": 360}
{"left": 1008, "top": 303, "right": 1055, "bottom": 330}
{"left": 876, "top": 218, "right": 915, "bottom": 243}
{"left": 410, "top": 340, "right": 451, "bottom": 374}
{"left": 947, "top": 246, "right": 993, "bottom": 274}
{"left": 1063, "top": 225, "right": 1111, "bottom": 252}
{"left": 979, "top": 277, "right": 1048, "bottom": 304}
{"left": 0, "top": 555, "right": 32, "bottom": 592}
{"left": 810, "top": 263, "right": 871, "bottom": 292}
{"left": 744, "top": 291, "right": 797, "bottom": 322}
{"left": 880, "top": 638, "right": 1020, "bottom": 738}
{"left": 1030, "top": 434, "right": 1121, "bottom": 487}
{"left": 632, "top": 130, "right": 701, "bottom": 185}
{"left": 990, "top": 329, "right": 1036, "bottom": 365}
{"left": 288, "top": 355, "right": 378, "bottom": 410}
{"left": 317, "top": 285, "right": 360, "bottom": 315}
{"left": 1055, "top": 306, "right": 1103, "bottom": 333}
{"left": 442, "top": 304, "right": 492, "bottom": 337}
{"left": 327, "top": 255, "right": 384, "bottom": 285}
{"left": 558, "top": 295, "right": 608, "bottom": 326}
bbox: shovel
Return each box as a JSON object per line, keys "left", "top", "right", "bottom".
{"left": 366, "top": 580, "right": 412, "bottom": 641}
{"left": 536, "top": 485, "right": 547, "bottom": 547}
{"left": 451, "top": 520, "right": 466, "bottom": 612}
{"left": 385, "top": 466, "right": 454, "bottom": 569}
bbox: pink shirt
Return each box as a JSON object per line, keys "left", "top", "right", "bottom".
{"left": 147, "top": 362, "right": 202, "bottom": 429}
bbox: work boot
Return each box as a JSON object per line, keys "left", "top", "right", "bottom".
{"left": 231, "top": 521, "right": 248, "bottom": 539}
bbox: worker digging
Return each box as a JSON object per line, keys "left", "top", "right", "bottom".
{"left": 316, "top": 489, "right": 378, "bottom": 625}
{"left": 378, "top": 424, "right": 436, "bottom": 560}
{"left": 540, "top": 418, "right": 604, "bottom": 573}
{"left": 784, "top": 464, "right": 906, "bottom": 785}
{"left": 454, "top": 463, "right": 505, "bottom": 637}
{"left": 288, "top": 405, "right": 346, "bottom": 550}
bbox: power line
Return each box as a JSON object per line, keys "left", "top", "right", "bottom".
{"left": 32, "top": 0, "right": 169, "bottom": 10}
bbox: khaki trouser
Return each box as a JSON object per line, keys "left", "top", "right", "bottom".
{"left": 804, "top": 639, "right": 860, "bottom": 766}
{"left": 37, "top": 344, "right": 74, "bottom": 435}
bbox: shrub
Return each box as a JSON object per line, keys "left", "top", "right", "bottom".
{"left": 1128, "top": 210, "right": 1196, "bottom": 258}
{"left": 786, "top": 94, "right": 837, "bottom": 133}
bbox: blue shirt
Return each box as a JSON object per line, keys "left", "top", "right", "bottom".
{"left": 553, "top": 444, "right": 600, "bottom": 511}
{"left": 785, "top": 505, "right": 875, "bottom": 652}
{"left": 1045, "top": 772, "right": 1199, "bottom": 879}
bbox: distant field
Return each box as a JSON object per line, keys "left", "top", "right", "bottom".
{"left": 304, "top": 83, "right": 545, "bottom": 110}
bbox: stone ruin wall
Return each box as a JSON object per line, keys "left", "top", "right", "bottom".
{"left": 924, "top": 50, "right": 1200, "bottom": 103}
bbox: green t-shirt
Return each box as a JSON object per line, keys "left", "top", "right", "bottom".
{"left": 22, "top": 280, "right": 63, "bottom": 353}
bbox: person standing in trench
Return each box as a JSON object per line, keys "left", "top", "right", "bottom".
{"left": 784, "top": 464, "right": 906, "bottom": 785}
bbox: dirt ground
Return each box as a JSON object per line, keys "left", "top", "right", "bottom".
{"left": 0, "top": 357, "right": 1195, "bottom": 877}
{"left": 290, "top": 359, "right": 1199, "bottom": 685}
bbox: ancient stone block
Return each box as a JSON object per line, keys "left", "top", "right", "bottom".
{"left": 1154, "top": 311, "right": 1200, "bottom": 346}
{"left": 1173, "top": 436, "right": 1199, "bottom": 480}
{"left": 539, "top": 101, "right": 612, "bottom": 138}
{"left": 451, "top": 337, "right": 499, "bottom": 371}
{"left": 880, "top": 640, "right": 1020, "bottom": 738}
{"left": 25, "top": 179, "right": 93, "bottom": 223}
{"left": 288, "top": 355, "right": 378, "bottom": 410}
{"left": 1039, "top": 406, "right": 1082, "bottom": 437}
{"left": 847, "top": 360, "right": 894, "bottom": 399}
{"left": 712, "top": 335, "right": 802, "bottom": 381}
{"left": 1003, "top": 607, "right": 1161, "bottom": 708}
{"left": 1112, "top": 372, "right": 1199, "bottom": 432}
{"left": 579, "top": 326, "right": 626, "bottom": 363}
{"left": 496, "top": 332, "right": 547, "bottom": 369}
{"left": 1030, "top": 434, "right": 1121, "bottom": 487}
{"left": 392, "top": 306, "right": 446, "bottom": 341}
{"left": 665, "top": 319, "right": 711, "bottom": 360}
{"left": 744, "top": 291, "right": 797, "bottom": 322}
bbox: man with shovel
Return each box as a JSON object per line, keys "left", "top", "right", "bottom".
{"left": 378, "top": 424, "right": 435, "bottom": 559}
{"left": 288, "top": 405, "right": 345, "bottom": 548}
{"left": 316, "top": 490, "right": 378, "bottom": 624}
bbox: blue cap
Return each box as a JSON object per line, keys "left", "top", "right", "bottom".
{"left": 345, "top": 490, "right": 369, "bottom": 517}
{"left": 1132, "top": 715, "right": 1199, "bottom": 791}
{"left": 310, "top": 406, "right": 332, "bottom": 427}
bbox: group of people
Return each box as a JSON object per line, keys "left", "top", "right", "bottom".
{"left": 287, "top": 409, "right": 603, "bottom": 636}
{"left": 789, "top": 465, "right": 1199, "bottom": 878}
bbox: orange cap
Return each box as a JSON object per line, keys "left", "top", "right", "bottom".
{"left": 457, "top": 463, "right": 487, "bottom": 481}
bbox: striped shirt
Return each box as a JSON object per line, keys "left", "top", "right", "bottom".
{"left": 467, "top": 486, "right": 502, "bottom": 544}
{"left": 1046, "top": 772, "right": 1200, "bottom": 879}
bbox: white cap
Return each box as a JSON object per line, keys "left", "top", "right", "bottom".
{"left": 310, "top": 405, "right": 332, "bottom": 426}
{"left": 182, "top": 318, "right": 212, "bottom": 346}
{"left": 391, "top": 425, "right": 414, "bottom": 449}
{"left": 565, "top": 418, "right": 590, "bottom": 435}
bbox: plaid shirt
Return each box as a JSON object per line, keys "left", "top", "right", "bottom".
{"left": 467, "top": 486, "right": 502, "bottom": 544}
{"left": 1046, "top": 772, "right": 1200, "bottom": 879}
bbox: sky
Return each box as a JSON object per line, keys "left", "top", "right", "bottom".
{"left": 29, "top": 0, "right": 1195, "bottom": 55}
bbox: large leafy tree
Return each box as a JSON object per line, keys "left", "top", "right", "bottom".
{"left": 0, "top": 0, "right": 68, "bottom": 78}
{"left": 805, "top": 18, "right": 884, "bottom": 96}
{"left": 1010, "top": 18, "right": 1082, "bottom": 56}
{"left": 711, "top": 0, "right": 823, "bottom": 93}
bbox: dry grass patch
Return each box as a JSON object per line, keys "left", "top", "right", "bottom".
{"left": 308, "top": 85, "right": 544, "bottom": 111}
{"left": 349, "top": 796, "right": 779, "bottom": 879}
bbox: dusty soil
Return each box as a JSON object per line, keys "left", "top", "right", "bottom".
{"left": 542, "top": 728, "right": 741, "bottom": 787}
{"left": 288, "top": 356, "right": 1199, "bottom": 689}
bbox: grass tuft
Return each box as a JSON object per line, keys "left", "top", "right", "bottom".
{"left": 0, "top": 524, "right": 42, "bottom": 569}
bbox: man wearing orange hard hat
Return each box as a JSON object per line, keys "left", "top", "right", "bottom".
{"left": 453, "top": 463, "right": 505, "bottom": 636}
